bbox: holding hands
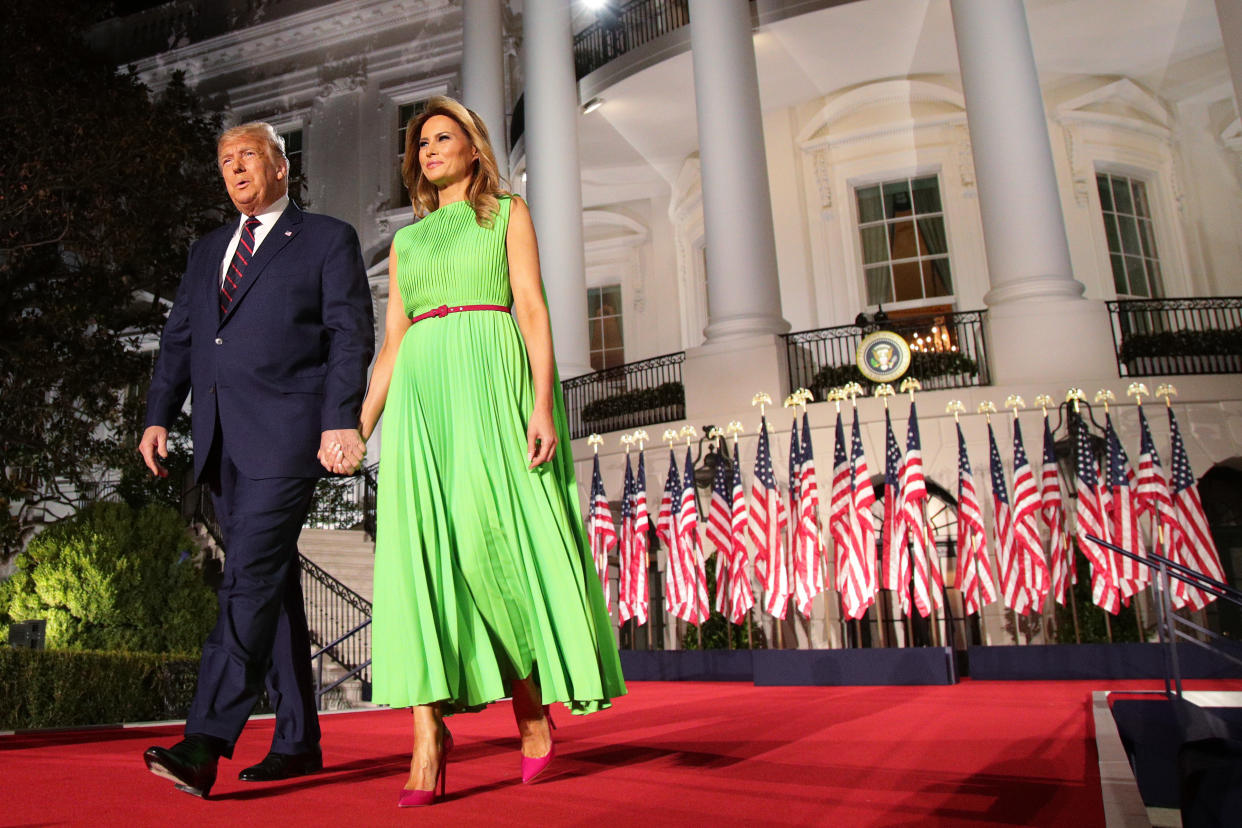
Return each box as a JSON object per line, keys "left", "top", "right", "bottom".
{"left": 319, "top": 428, "right": 367, "bottom": 475}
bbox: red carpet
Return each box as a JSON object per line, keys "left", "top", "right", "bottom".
{"left": 2, "top": 678, "right": 1237, "bottom": 827}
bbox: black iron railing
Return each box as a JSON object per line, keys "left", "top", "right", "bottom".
{"left": 561, "top": 351, "right": 686, "bottom": 440}
{"left": 305, "top": 463, "right": 378, "bottom": 540}
{"left": 1086, "top": 535, "right": 1242, "bottom": 698}
{"left": 573, "top": 0, "right": 690, "bottom": 79}
{"left": 301, "top": 554, "right": 372, "bottom": 706}
{"left": 1106, "top": 297, "right": 1242, "bottom": 377}
{"left": 784, "top": 309, "right": 990, "bottom": 398}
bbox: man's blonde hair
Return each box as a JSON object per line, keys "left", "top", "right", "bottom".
{"left": 217, "top": 122, "right": 287, "bottom": 168}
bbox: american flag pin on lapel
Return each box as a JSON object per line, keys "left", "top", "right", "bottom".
{"left": 284, "top": 230, "right": 293, "bottom": 236}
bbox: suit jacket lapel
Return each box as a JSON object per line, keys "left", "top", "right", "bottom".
{"left": 219, "top": 201, "right": 303, "bottom": 326}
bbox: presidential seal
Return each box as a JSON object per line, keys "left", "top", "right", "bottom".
{"left": 856, "top": 330, "right": 911, "bottom": 383}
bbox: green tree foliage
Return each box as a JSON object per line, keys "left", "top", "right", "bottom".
{"left": 0, "top": 0, "right": 229, "bottom": 558}
{"left": 680, "top": 555, "right": 767, "bottom": 650}
{"left": 1052, "top": 552, "right": 1141, "bottom": 644}
{"left": 0, "top": 501, "right": 216, "bottom": 653}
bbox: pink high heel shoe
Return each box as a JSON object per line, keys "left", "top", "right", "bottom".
{"left": 520, "top": 706, "right": 557, "bottom": 785}
{"left": 398, "top": 728, "right": 453, "bottom": 807}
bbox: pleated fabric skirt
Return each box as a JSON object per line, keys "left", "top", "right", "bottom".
{"left": 370, "top": 310, "right": 625, "bottom": 714}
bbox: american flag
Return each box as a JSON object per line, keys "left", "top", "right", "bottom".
{"left": 900, "top": 403, "right": 944, "bottom": 617}
{"left": 850, "top": 409, "right": 879, "bottom": 604}
{"left": 831, "top": 412, "right": 866, "bottom": 620}
{"left": 987, "top": 423, "right": 1026, "bottom": 614}
{"left": 657, "top": 449, "right": 689, "bottom": 618}
{"left": 954, "top": 422, "right": 997, "bottom": 615}
{"left": 1073, "top": 414, "right": 1121, "bottom": 614}
{"left": 618, "top": 453, "right": 649, "bottom": 625}
{"left": 728, "top": 441, "right": 755, "bottom": 623}
{"left": 1010, "top": 419, "right": 1050, "bottom": 613}
{"left": 678, "top": 446, "right": 710, "bottom": 626}
{"left": 787, "top": 417, "right": 804, "bottom": 614}
{"left": 1104, "top": 413, "right": 1147, "bottom": 598}
{"left": 632, "top": 450, "right": 651, "bottom": 623}
{"left": 1135, "top": 408, "right": 1194, "bottom": 607}
{"left": 881, "top": 409, "right": 912, "bottom": 615}
{"left": 706, "top": 445, "right": 733, "bottom": 613}
{"left": 749, "top": 416, "right": 791, "bottom": 619}
{"left": 1166, "top": 406, "right": 1227, "bottom": 609}
{"left": 1041, "top": 418, "right": 1073, "bottom": 606}
{"left": 587, "top": 454, "right": 616, "bottom": 612}
{"left": 795, "top": 411, "right": 826, "bottom": 618}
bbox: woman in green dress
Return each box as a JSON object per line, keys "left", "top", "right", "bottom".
{"left": 358, "top": 96, "right": 625, "bottom": 806}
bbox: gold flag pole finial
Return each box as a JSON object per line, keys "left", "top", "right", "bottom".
{"left": 874, "top": 383, "right": 895, "bottom": 409}
{"left": 783, "top": 394, "right": 798, "bottom": 413}
{"left": 587, "top": 433, "right": 603, "bottom": 455}
{"left": 1066, "top": 387, "right": 1086, "bottom": 414}
{"left": 827, "top": 387, "right": 843, "bottom": 413}
{"left": 707, "top": 426, "right": 724, "bottom": 451}
{"left": 752, "top": 391, "right": 772, "bottom": 419}
{"left": 1034, "top": 393, "right": 1054, "bottom": 419}
{"left": 662, "top": 429, "right": 679, "bottom": 449}
{"left": 900, "top": 377, "right": 922, "bottom": 402}
{"left": 1004, "top": 394, "right": 1025, "bottom": 421}
{"left": 679, "top": 424, "right": 698, "bottom": 448}
{"left": 726, "top": 420, "right": 744, "bottom": 447}
{"left": 843, "top": 381, "right": 864, "bottom": 408}
{"left": 620, "top": 433, "right": 634, "bottom": 453}
{"left": 1094, "top": 388, "right": 1116, "bottom": 414}
{"left": 1156, "top": 383, "right": 1178, "bottom": 407}
{"left": 977, "top": 400, "right": 997, "bottom": 423}
{"left": 633, "top": 429, "right": 649, "bottom": 451}
{"left": 1127, "top": 382, "right": 1150, "bottom": 407}
{"left": 946, "top": 400, "right": 965, "bottom": 423}
{"left": 795, "top": 387, "right": 814, "bottom": 410}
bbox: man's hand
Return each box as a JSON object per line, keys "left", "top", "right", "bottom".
{"left": 318, "top": 428, "right": 366, "bottom": 475}
{"left": 139, "top": 426, "right": 170, "bottom": 478}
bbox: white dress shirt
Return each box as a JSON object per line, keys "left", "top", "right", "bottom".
{"left": 219, "top": 194, "right": 290, "bottom": 287}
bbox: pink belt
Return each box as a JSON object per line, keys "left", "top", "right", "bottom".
{"left": 409, "top": 303, "right": 510, "bottom": 324}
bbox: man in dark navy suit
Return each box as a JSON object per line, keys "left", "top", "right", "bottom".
{"left": 138, "top": 122, "right": 374, "bottom": 798}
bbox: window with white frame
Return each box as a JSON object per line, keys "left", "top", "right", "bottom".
{"left": 278, "top": 128, "right": 304, "bottom": 204}
{"left": 855, "top": 175, "right": 952, "bottom": 306}
{"left": 1096, "top": 172, "right": 1164, "bottom": 298}
{"left": 588, "top": 285, "right": 624, "bottom": 371}
{"left": 396, "top": 100, "right": 430, "bottom": 208}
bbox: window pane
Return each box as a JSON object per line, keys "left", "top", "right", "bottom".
{"left": 1118, "top": 216, "right": 1142, "bottom": 256}
{"left": 860, "top": 226, "right": 888, "bottom": 264}
{"left": 883, "top": 181, "right": 912, "bottom": 218}
{"left": 1137, "top": 218, "right": 1157, "bottom": 259}
{"left": 590, "top": 352, "right": 604, "bottom": 372}
{"left": 856, "top": 186, "right": 883, "bottom": 223}
{"left": 923, "top": 258, "right": 952, "bottom": 297}
{"left": 601, "top": 285, "right": 622, "bottom": 315}
{"left": 1110, "top": 254, "right": 1127, "bottom": 294}
{"left": 865, "top": 266, "right": 892, "bottom": 305}
{"left": 604, "top": 349, "right": 625, "bottom": 369}
{"left": 602, "top": 315, "right": 623, "bottom": 350}
{"left": 916, "top": 216, "right": 947, "bottom": 256}
{"left": 1096, "top": 174, "right": 1113, "bottom": 211}
{"left": 1131, "top": 180, "right": 1150, "bottom": 218}
{"left": 1148, "top": 261, "right": 1164, "bottom": 297}
{"left": 1125, "top": 255, "right": 1148, "bottom": 297}
{"left": 892, "top": 261, "right": 923, "bottom": 302}
{"left": 888, "top": 220, "right": 918, "bottom": 260}
{"left": 1102, "top": 213, "right": 1120, "bottom": 254}
{"left": 589, "top": 318, "right": 603, "bottom": 351}
{"left": 587, "top": 287, "right": 602, "bottom": 317}
{"left": 1112, "top": 176, "right": 1134, "bottom": 214}
{"left": 911, "top": 176, "right": 941, "bottom": 213}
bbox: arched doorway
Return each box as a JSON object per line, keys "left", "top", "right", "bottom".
{"left": 1199, "top": 462, "right": 1242, "bottom": 639}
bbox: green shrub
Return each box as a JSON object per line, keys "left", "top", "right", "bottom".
{"left": 0, "top": 647, "right": 200, "bottom": 729}
{"left": 0, "top": 501, "right": 216, "bottom": 653}
{"left": 580, "top": 381, "right": 685, "bottom": 423}
{"left": 1119, "top": 327, "right": 1242, "bottom": 360}
{"left": 811, "top": 350, "right": 979, "bottom": 396}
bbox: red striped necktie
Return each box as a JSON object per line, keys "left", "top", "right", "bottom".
{"left": 220, "top": 216, "right": 263, "bottom": 317}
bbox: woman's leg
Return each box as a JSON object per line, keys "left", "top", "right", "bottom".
{"left": 510, "top": 675, "right": 552, "bottom": 759}
{"left": 406, "top": 703, "right": 445, "bottom": 790}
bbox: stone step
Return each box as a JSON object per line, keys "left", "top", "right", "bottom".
{"left": 298, "top": 528, "right": 375, "bottom": 604}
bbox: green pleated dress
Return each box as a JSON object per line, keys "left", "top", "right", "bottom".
{"left": 371, "top": 195, "right": 625, "bottom": 715}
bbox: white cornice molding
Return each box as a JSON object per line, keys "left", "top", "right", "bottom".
{"left": 800, "top": 114, "right": 968, "bottom": 152}
{"left": 796, "top": 79, "right": 966, "bottom": 146}
{"left": 1054, "top": 78, "right": 1172, "bottom": 141}
{"left": 133, "top": 0, "right": 457, "bottom": 92}
{"left": 1220, "top": 118, "right": 1242, "bottom": 152}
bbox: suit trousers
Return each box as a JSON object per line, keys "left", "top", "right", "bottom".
{"left": 186, "top": 435, "right": 320, "bottom": 757}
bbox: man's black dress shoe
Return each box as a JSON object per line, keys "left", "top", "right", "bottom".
{"left": 143, "top": 735, "right": 220, "bottom": 798}
{"left": 238, "top": 748, "right": 323, "bottom": 782}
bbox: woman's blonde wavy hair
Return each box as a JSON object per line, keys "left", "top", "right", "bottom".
{"left": 401, "top": 95, "right": 508, "bottom": 227}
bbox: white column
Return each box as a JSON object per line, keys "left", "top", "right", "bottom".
{"left": 1215, "top": 0, "right": 1242, "bottom": 111}
{"left": 523, "top": 0, "right": 593, "bottom": 379}
{"left": 950, "top": 0, "right": 1116, "bottom": 383}
{"left": 462, "top": 0, "right": 509, "bottom": 179}
{"left": 688, "top": 0, "right": 788, "bottom": 343}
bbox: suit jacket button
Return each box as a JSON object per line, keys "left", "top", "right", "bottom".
{"left": 214, "top": 337, "right": 223, "bottom": 345}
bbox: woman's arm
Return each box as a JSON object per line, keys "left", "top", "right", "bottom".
{"left": 506, "top": 196, "right": 558, "bottom": 469}
{"left": 357, "top": 242, "right": 412, "bottom": 442}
